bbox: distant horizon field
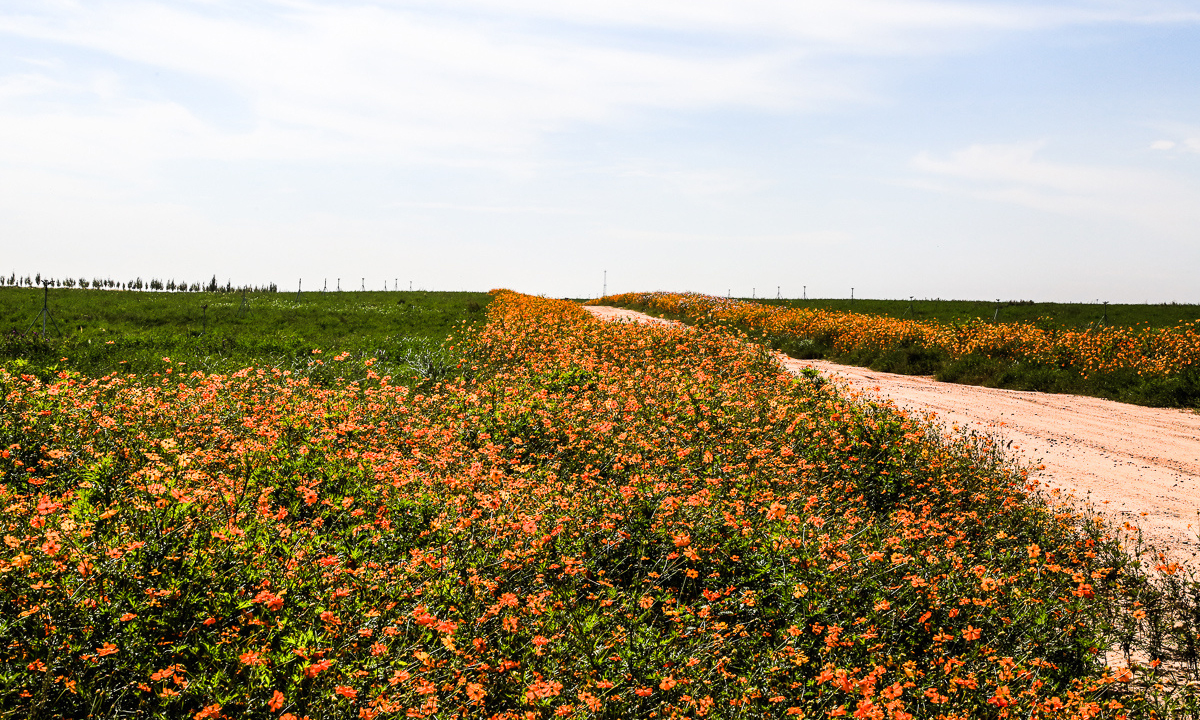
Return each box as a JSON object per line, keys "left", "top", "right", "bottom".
{"left": 0, "top": 286, "right": 493, "bottom": 383}
{"left": 683, "top": 296, "right": 1200, "bottom": 330}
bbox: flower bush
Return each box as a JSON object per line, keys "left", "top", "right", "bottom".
{"left": 592, "top": 292, "right": 1200, "bottom": 380}
{"left": 0, "top": 290, "right": 1189, "bottom": 719}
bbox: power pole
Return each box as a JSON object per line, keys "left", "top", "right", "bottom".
{"left": 295, "top": 279, "right": 302, "bottom": 302}
{"left": 602, "top": 270, "right": 607, "bottom": 298}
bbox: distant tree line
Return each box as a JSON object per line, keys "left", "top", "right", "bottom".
{"left": 0, "top": 273, "right": 278, "bottom": 293}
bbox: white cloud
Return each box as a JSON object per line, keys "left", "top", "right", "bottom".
{"left": 0, "top": 1, "right": 812, "bottom": 167}
{"left": 910, "top": 141, "right": 1200, "bottom": 236}
{"left": 388, "top": 200, "right": 580, "bottom": 215}
{"left": 2, "top": 0, "right": 1195, "bottom": 176}
{"left": 1155, "top": 137, "right": 1200, "bottom": 154}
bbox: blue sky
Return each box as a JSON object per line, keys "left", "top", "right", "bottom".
{"left": 2, "top": 1, "right": 1199, "bottom": 301}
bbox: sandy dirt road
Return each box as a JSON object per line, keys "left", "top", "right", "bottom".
{"left": 585, "top": 305, "right": 1200, "bottom": 565}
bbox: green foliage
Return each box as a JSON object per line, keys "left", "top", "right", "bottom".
{"left": 752, "top": 298, "right": 1200, "bottom": 331}
{"left": 0, "top": 288, "right": 492, "bottom": 386}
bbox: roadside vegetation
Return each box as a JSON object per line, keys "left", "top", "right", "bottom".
{"left": 4, "top": 290, "right": 1200, "bottom": 718}
{"left": 0, "top": 287, "right": 491, "bottom": 386}
{"left": 596, "top": 292, "right": 1200, "bottom": 409}
{"left": 750, "top": 298, "right": 1200, "bottom": 331}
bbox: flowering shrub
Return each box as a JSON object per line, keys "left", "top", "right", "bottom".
{"left": 593, "top": 292, "right": 1200, "bottom": 381}
{"left": 0, "top": 290, "right": 1188, "bottom": 718}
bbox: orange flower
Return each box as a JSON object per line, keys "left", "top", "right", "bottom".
{"left": 194, "top": 705, "right": 221, "bottom": 720}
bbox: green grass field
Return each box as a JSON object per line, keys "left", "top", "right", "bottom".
{"left": 746, "top": 297, "right": 1200, "bottom": 330}
{"left": 0, "top": 287, "right": 492, "bottom": 384}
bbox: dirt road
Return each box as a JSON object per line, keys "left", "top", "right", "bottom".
{"left": 585, "top": 305, "right": 1200, "bottom": 565}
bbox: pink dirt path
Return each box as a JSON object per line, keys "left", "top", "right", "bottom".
{"left": 585, "top": 305, "right": 1200, "bottom": 565}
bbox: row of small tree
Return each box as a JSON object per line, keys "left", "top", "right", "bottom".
{"left": 0, "top": 273, "right": 278, "bottom": 294}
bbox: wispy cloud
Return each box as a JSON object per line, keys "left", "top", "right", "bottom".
{"left": 910, "top": 141, "right": 1200, "bottom": 236}
{"left": 1149, "top": 125, "right": 1200, "bottom": 154}
{"left": 2, "top": 0, "right": 1195, "bottom": 175}
{"left": 388, "top": 200, "right": 580, "bottom": 215}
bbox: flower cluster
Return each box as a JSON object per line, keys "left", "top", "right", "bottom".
{"left": 0, "top": 290, "right": 1166, "bottom": 718}
{"left": 593, "top": 292, "right": 1200, "bottom": 379}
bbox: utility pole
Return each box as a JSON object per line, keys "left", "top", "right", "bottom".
{"left": 851, "top": 288, "right": 854, "bottom": 300}
{"left": 776, "top": 286, "right": 780, "bottom": 300}
{"left": 803, "top": 285, "right": 807, "bottom": 300}
{"left": 295, "top": 279, "right": 302, "bottom": 302}
{"left": 602, "top": 270, "right": 606, "bottom": 298}
{"left": 361, "top": 277, "right": 365, "bottom": 291}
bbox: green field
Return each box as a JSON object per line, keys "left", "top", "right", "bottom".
{"left": 0, "top": 287, "right": 492, "bottom": 384}
{"left": 746, "top": 297, "right": 1200, "bottom": 330}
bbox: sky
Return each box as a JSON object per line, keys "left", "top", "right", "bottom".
{"left": 2, "top": 0, "right": 1199, "bottom": 302}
